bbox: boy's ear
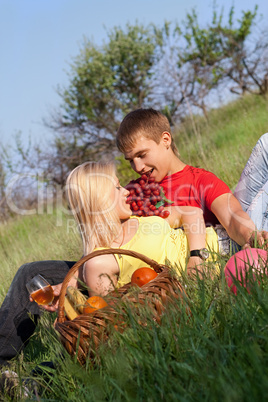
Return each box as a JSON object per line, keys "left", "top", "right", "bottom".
{"left": 161, "top": 131, "right": 172, "bottom": 148}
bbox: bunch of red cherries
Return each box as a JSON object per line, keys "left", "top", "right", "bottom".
{"left": 125, "top": 175, "right": 170, "bottom": 218}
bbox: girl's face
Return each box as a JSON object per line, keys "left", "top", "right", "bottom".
{"left": 111, "top": 176, "right": 131, "bottom": 220}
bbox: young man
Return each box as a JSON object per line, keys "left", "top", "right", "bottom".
{"left": 116, "top": 108, "right": 268, "bottom": 260}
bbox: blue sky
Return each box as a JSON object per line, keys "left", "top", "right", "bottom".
{"left": 1, "top": 0, "right": 267, "bottom": 147}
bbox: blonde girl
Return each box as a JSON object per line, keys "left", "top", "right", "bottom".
{"left": 66, "top": 161, "right": 219, "bottom": 296}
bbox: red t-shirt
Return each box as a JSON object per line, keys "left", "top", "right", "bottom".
{"left": 159, "top": 165, "right": 232, "bottom": 225}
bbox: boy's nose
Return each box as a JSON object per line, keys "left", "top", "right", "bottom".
{"left": 132, "top": 159, "right": 144, "bottom": 174}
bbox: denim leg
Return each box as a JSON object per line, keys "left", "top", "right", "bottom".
{"left": 234, "top": 133, "right": 268, "bottom": 229}
{"left": 246, "top": 181, "right": 268, "bottom": 231}
{"left": 0, "top": 260, "right": 76, "bottom": 364}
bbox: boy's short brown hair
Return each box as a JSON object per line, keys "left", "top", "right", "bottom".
{"left": 116, "top": 108, "right": 179, "bottom": 156}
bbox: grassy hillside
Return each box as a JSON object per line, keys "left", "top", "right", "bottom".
{"left": 0, "top": 94, "right": 268, "bottom": 400}
{"left": 175, "top": 94, "right": 268, "bottom": 189}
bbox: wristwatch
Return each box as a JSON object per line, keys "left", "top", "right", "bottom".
{"left": 190, "top": 248, "right": 209, "bottom": 260}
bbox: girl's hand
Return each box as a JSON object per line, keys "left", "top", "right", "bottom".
{"left": 29, "top": 283, "right": 63, "bottom": 312}
{"left": 186, "top": 256, "right": 203, "bottom": 278}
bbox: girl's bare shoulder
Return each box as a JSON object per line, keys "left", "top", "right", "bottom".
{"left": 84, "top": 252, "right": 119, "bottom": 275}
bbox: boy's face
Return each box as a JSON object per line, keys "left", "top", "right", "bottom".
{"left": 123, "top": 133, "right": 172, "bottom": 182}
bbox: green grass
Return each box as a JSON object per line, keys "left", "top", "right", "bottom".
{"left": 0, "top": 210, "right": 82, "bottom": 303}
{"left": 1, "top": 94, "right": 268, "bottom": 400}
{"left": 5, "top": 266, "right": 268, "bottom": 401}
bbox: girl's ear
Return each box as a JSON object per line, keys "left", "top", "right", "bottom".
{"left": 161, "top": 131, "right": 172, "bottom": 148}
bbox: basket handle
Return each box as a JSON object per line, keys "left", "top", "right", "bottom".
{"left": 57, "top": 248, "right": 165, "bottom": 323}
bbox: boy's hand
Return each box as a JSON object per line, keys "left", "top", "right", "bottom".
{"left": 250, "top": 230, "right": 268, "bottom": 249}
{"left": 242, "top": 230, "right": 268, "bottom": 250}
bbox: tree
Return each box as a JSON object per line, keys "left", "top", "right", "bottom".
{"left": 162, "top": 5, "right": 267, "bottom": 120}
{"left": 42, "top": 23, "right": 163, "bottom": 187}
{"left": 207, "top": 5, "right": 268, "bottom": 96}
{"left": 0, "top": 160, "right": 7, "bottom": 220}
{"left": 220, "top": 9, "right": 268, "bottom": 96}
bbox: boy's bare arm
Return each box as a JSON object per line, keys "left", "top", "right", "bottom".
{"left": 211, "top": 193, "right": 268, "bottom": 247}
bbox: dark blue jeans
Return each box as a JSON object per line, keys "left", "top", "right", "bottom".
{"left": 0, "top": 260, "right": 76, "bottom": 365}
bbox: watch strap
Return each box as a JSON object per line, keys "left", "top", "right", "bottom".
{"left": 190, "top": 248, "right": 209, "bottom": 260}
{"left": 190, "top": 250, "right": 201, "bottom": 258}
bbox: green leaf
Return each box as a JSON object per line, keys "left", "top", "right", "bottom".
{"left": 155, "top": 200, "right": 165, "bottom": 208}
{"left": 160, "top": 188, "right": 173, "bottom": 204}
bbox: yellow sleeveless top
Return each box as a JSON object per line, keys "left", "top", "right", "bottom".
{"left": 95, "top": 216, "right": 219, "bottom": 288}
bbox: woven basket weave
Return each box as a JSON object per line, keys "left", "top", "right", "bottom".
{"left": 55, "top": 248, "right": 186, "bottom": 365}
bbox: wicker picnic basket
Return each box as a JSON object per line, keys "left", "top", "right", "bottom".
{"left": 55, "top": 248, "right": 186, "bottom": 365}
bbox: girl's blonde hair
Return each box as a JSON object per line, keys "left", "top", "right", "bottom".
{"left": 66, "top": 162, "right": 121, "bottom": 255}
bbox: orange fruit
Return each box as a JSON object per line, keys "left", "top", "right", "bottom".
{"left": 83, "top": 295, "right": 108, "bottom": 314}
{"left": 131, "top": 267, "right": 158, "bottom": 287}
